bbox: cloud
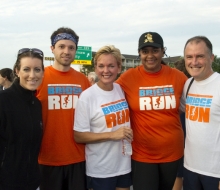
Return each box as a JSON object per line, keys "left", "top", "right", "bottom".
{"left": 0, "top": 0, "right": 219, "bottom": 69}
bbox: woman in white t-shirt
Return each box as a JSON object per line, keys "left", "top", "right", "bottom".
{"left": 74, "top": 45, "right": 133, "bottom": 190}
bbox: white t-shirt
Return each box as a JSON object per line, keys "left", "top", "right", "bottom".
{"left": 183, "top": 72, "right": 220, "bottom": 178}
{"left": 74, "top": 83, "right": 131, "bottom": 178}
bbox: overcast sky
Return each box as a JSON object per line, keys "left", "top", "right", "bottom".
{"left": 0, "top": 0, "right": 220, "bottom": 69}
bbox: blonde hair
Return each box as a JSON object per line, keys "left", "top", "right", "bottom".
{"left": 94, "top": 45, "right": 122, "bottom": 67}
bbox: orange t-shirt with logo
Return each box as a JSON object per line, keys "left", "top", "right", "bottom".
{"left": 116, "top": 64, "right": 187, "bottom": 163}
{"left": 36, "top": 66, "right": 90, "bottom": 166}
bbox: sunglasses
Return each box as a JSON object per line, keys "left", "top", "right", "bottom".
{"left": 17, "top": 48, "right": 44, "bottom": 57}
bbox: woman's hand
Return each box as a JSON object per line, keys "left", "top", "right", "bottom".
{"left": 74, "top": 126, "right": 133, "bottom": 144}
{"left": 111, "top": 126, "right": 133, "bottom": 142}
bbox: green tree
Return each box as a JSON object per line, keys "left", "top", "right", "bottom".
{"left": 212, "top": 55, "right": 220, "bottom": 73}
{"left": 80, "top": 63, "right": 95, "bottom": 76}
{"left": 167, "top": 62, "right": 175, "bottom": 68}
{"left": 80, "top": 56, "right": 95, "bottom": 76}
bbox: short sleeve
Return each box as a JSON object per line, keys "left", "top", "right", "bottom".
{"left": 74, "top": 96, "right": 91, "bottom": 132}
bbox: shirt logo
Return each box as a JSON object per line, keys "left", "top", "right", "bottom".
{"left": 101, "top": 99, "right": 129, "bottom": 128}
{"left": 139, "top": 85, "right": 176, "bottom": 110}
{"left": 47, "top": 84, "right": 82, "bottom": 110}
{"left": 144, "top": 33, "right": 154, "bottom": 43}
{"left": 186, "top": 94, "right": 212, "bottom": 123}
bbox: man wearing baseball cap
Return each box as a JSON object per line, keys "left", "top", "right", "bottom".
{"left": 116, "top": 32, "right": 187, "bottom": 190}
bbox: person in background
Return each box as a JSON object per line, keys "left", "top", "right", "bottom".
{"left": 74, "top": 45, "right": 133, "bottom": 190}
{"left": 0, "top": 48, "right": 44, "bottom": 189}
{"left": 116, "top": 32, "right": 187, "bottom": 190}
{"left": 172, "top": 59, "right": 191, "bottom": 190}
{"left": 87, "top": 71, "right": 98, "bottom": 85}
{"left": 0, "top": 68, "right": 13, "bottom": 90}
{"left": 173, "top": 59, "right": 191, "bottom": 79}
{"left": 182, "top": 36, "right": 220, "bottom": 190}
{"left": 36, "top": 27, "right": 90, "bottom": 190}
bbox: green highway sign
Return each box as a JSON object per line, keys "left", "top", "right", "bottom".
{"left": 72, "top": 46, "right": 92, "bottom": 65}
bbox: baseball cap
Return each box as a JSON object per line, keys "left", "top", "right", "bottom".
{"left": 138, "top": 32, "right": 164, "bottom": 50}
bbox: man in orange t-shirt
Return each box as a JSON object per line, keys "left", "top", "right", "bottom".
{"left": 36, "top": 27, "right": 90, "bottom": 190}
{"left": 116, "top": 32, "right": 187, "bottom": 190}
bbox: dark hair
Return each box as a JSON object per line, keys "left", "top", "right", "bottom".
{"left": 0, "top": 68, "right": 13, "bottom": 82}
{"left": 161, "top": 60, "right": 167, "bottom": 65}
{"left": 50, "top": 27, "right": 79, "bottom": 47}
{"left": 174, "top": 59, "right": 191, "bottom": 78}
{"left": 184, "top": 36, "right": 213, "bottom": 55}
{"left": 13, "top": 51, "right": 44, "bottom": 79}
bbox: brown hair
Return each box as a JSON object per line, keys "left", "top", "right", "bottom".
{"left": 13, "top": 51, "right": 44, "bottom": 79}
{"left": 184, "top": 36, "right": 213, "bottom": 55}
{"left": 0, "top": 68, "right": 13, "bottom": 82}
{"left": 50, "top": 27, "right": 79, "bottom": 47}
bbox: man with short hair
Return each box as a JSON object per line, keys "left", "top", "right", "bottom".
{"left": 87, "top": 71, "right": 98, "bottom": 85}
{"left": 0, "top": 68, "right": 13, "bottom": 89}
{"left": 36, "top": 27, "right": 90, "bottom": 190}
{"left": 182, "top": 36, "right": 220, "bottom": 190}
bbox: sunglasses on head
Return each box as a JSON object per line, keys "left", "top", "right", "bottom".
{"left": 17, "top": 48, "right": 44, "bottom": 57}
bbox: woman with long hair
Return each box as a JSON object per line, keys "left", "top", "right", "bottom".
{"left": 0, "top": 48, "right": 44, "bottom": 190}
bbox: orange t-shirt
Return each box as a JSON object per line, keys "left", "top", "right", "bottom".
{"left": 36, "top": 66, "right": 90, "bottom": 166}
{"left": 116, "top": 65, "right": 187, "bottom": 163}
